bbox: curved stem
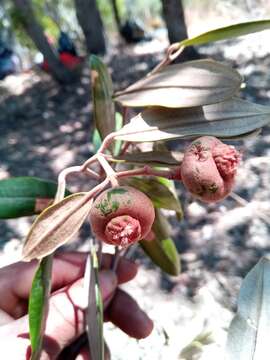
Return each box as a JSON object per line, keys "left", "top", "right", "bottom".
{"left": 81, "top": 155, "right": 98, "bottom": 172}
{"left": 55, "top": 166, "right": 82, "bottom": 202}
{"left": 97, "top": 154, "right": 119, "bottom": 187}
{"left": 97, "top": 132, "right": 118, "bottom": 154}
{"left": 148, "top": 43, "right": 185, "bottom": 75}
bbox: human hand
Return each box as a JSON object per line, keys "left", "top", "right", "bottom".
{"left": 0, "top": 252, "right": 153, "bottom": 359}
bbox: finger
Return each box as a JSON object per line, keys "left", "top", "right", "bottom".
{"left": 101, "top": 254, "right": 138, "bottom": 284}
{"left": 11, "top": 270, "right": 117, "bottom": 359}
{"left": 73, "top": 340, "right": 111, "bottom": 360}
{"left": 0, "top": 251, "right": 137, "bottom": 319}
{"left": 0, "top": 270, "right": 117, "bottom": 359}
{"left": 0, "top": 252, "right": 88, "bottom": 318}
{"left": 106, "top": 289, "right": 153, "bottom": 339}
{"left": 75, "top": 346, "right": 90, "bottom": 360}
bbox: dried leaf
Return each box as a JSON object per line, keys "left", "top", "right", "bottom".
{"left": 115, "top": 98, "right": 270, "bottom": 142}
{"left": 226, "top": 257, "right": 270, "bottom": 360}
{"left": 22, "top": 193, "right": 92, "bottom": 261}
{"left": 110, "top": 150, "right": 183, "bottom": 167}
{"left": 114, "top": 60, "right": 242, "bottom": 108}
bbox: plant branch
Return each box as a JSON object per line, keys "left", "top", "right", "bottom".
{"left": 148, "top": 43, "right": 185, "bottom": 75}
{"left": 115, "top": 166, "right": 181, "bottom": 181}
{"left": 97, "top": 154, "right": 119, "bottom": 187}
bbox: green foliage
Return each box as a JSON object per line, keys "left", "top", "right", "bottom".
{"left": 126, "top": 176, "right": 182, "bottom": 219}
{"left": 29, "top": 256, "right": 53, "bottom": 360}
{"left": 140, "top": 209, "right": 180, "bottom": 276}
{"left": 96, "top": 0, "right": 161, "bottom": 30}
{"left": 90, "top": 55, "right": 115, "bottom": 141}
{"left": 180, "top": 19, "right": 270, "bottom": 47}
{"left": 0, "top": 177, "right": 70, "bottom": 219}
{"left": 87, "top": 248, "right": 104, "bottom": 360}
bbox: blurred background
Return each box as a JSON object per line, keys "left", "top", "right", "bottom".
{"left": 1, "top": 0, "right": 270, "bottom": 359}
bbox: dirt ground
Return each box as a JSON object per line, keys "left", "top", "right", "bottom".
{"left": 1, "top": 33, "right": 270, "bottom": 359}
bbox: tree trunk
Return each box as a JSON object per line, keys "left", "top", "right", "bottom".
{"left": 74, "top": 0, "right": 106, "bottom": 55}
{"left": 110, "top": 0, "right": 122, "bottom": 34}
{"left": 13, "top": 0, "right": 75, "bottom": 84}
{"left": 161, "top": 0, "right": 188, "bottom": 43}
{"left": 161, "top": 0, "right": 200, "bottom": 61}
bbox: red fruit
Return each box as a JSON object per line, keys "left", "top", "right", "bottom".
{"left": 89, "top": 186, "right": 155, "bottom": 247}
{"left": 180, "top": 136, "right": 241, "bottom": 203}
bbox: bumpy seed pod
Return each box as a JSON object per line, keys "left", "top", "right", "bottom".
{"left": 180, "top": 136, "right": 241, "bottom": 203}
{"left": 89, "top": 186, "right": 155, "bottom": 246}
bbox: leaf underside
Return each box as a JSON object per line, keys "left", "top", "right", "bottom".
{"left": 115, "top": 98, "right": 270, "bottom": 142}
{"left": 110, "top": 150, "right": 183, "bottom": 167}
{"left": 22, "top": 193, "right": 92, "bottom": 261}
{"left": 226, "top": 257, "right": 270, "bottom": 360}
{"left": 115, "top": 60, "right": 242, "bottom": 108}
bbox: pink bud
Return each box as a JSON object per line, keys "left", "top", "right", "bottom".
{"left": 180, "top": 136, "right": 241, "bottom": 203}
{"left": 89, "top": 186, "right": 155, "bottom": 247}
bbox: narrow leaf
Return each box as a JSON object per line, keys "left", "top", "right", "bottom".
{"left": 115, "top": 98, "right": 270, "bottom": 142}
{"left": 226, "top": 257, "right": 270, "bottom": 360}
{"left": 92, "top": 112, "right": 123, "bottom": 154}
{"left": 140, "top": 209, "right": 180, "bottom": 276}
{"left": 87, "top": 246, "right": 104, "bottom": 360}
{"left": 22, "top": 193, "right": 93, "bottom": 261}
{"left": 126, "top": 177, "right": 182, "bottom": 218}
{"left": 90, "top": 55, "right": 115, "bottom": 140}
{"left": 29, "top": 256, "right": 53, "bottom": 360}
{"left": 114, "top": 60, "right": 242, "bottom": 108}
{"left": 0, "top": 177, "right": 70, "bottom": 219}
{"left": 92, "top": 128, "right": 102, "bottom": 153}
{"left": 180, "top": 19, "right": 270, "bottom": 47}
{"left": 113, "top": 112, "right": 123, "bottom": 156}
{"left": 109, "top": 150, "right": 183, "bottom": 167}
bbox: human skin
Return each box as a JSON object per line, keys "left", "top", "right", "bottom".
{"left": 0, "top": 252, "right": 153, "bottom": 359}
{"left": 180, "top": 136, "right": 241, "bottom": 203}
{"left": 89, "top": 186, "right": 155, "bottom": 246}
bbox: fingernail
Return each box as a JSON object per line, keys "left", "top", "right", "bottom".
{"left": 99, "top": 270, "right": 117, "bottom": 301}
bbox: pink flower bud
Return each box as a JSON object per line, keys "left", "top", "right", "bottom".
{"left": 89, "top": 186, "right": 155, "bottom": 246}
{"left": 180, "top": 136, "right": 241, "bottom": 203}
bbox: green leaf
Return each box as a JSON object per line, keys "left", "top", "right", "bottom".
{"left": 114, "top": 60, "right": 242, "bottom": 108}
{"left": 92, "top": 128, "right": 102, "bottom": 153}
{"left": 87, "top": 246, "right": 104, "bottom": 360}
{"left": 180, "top": 329, "right": 213, "bottom": 359}
{"left": 22, "top": 194, "right": 93, "bottom": 261}
{"left": 29, "top": 256, "right": 53, "bottom": 360}
{"left": 90, "top": 55, "right": 115, "bottom": 140}
{"left": 115, "top": 98, "right": 270, "bottom": 142}
{"left": 125, "top": 177, "right": 182, "bottom": 218}
{"left": 226, "top": 257, "right": 270, "bottom": 360}
{"left": 0, "top": 177, "right": 70, "bottom": 219}
{"left": 109, "top": 150, "right": 183, "bottom": 167}
{"left": 140, "top": 209, "right": 180, "bottom": 276}
{"left": 113, "top": 112, "right": 123, "bottom": 156}
{"left": 180, "top": 19, "right": 270, "bottom": 47}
